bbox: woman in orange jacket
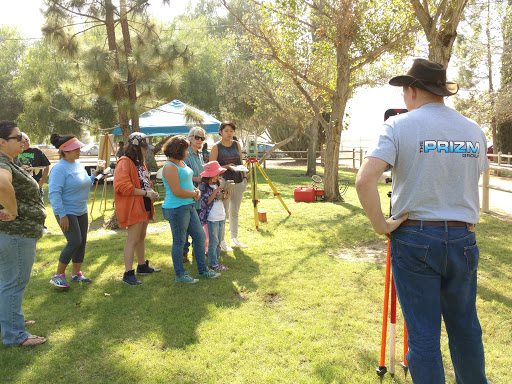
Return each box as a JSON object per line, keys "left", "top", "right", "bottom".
{"left": 114, "top": 132, "right": 161, "bottom": 285}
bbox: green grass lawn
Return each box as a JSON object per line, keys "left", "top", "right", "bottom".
{"left": 2, "top": 166, "right": 511, "bottom": 383}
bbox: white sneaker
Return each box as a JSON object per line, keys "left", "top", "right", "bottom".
{"left": 231, "top": 238, "right": 248, "bottom": 248}
{"left": 43, "top": 228, "right": 51, "bottom": 235}
{"left": 220, "top": 240, "right": 233, "bottom": 252}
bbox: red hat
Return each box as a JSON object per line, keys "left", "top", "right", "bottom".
{"left": 200, "top": 161, "right": 226, "bottom": 177}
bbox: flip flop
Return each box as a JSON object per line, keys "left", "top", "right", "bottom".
{"left": 25, "top": 320, "right": 35, "bottom": 326}
{"left": 19, "top": 335, "right": 46, "bottom": 347}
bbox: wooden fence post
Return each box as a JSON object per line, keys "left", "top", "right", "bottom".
{"left": 360, "top": 148, "right": 364, "bottom": 168}
{"left": 498, "top": 152, "right": 502, "bottom": 177}
{"left": 482, "top": 169, "right": 490, "bottom": 213}
{"left": 352, "top": 148, "right": 356, "bottom": 168}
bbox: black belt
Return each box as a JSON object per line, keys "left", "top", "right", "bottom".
{"left": 401, "top": 219, "right": 471, "bottom": 228}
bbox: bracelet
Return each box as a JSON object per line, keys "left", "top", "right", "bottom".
{"left": 243, "top": 176, "right": 248, "bottom": 179}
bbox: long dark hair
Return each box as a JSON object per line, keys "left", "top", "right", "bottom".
{"left": 124, "top": 143, "right": 144, "bottom": 163}
{"left": 0, "top": 121, "right": 18, "bottom": 140}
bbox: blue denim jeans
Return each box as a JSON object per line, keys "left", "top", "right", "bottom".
{"left": 183, "top": 209, "right": 202, "bottom": 254}
{"left": 0, "top": 233, "right": 37, "bottom": 346}
{"left": 390, "top": 223, "right": 488, "bottom": 384}
{"left": 55, "top": 213, "right": 88, "bottom": 264}
{"left": 162, "top": 204, "right": 206, "bottom": 277}
{"left": 207, "top": 220, "right": 225, "bottom": 267}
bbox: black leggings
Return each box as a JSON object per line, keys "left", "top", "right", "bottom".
{"left": 55, "top": 213, "right": 88, "bottom": 264}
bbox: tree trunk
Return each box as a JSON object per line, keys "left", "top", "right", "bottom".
{"left": 323, "top": 50, "right": 350, "bottom": 202}
{"left": 410, "top": 0, "right": 469, "bottom": 66}
{"left": 428, "top": 32, "right": 457, "bottom": 66}
{"left": 120, "top": 0, "right": 139, "bottom": 133}
{"left": 486, "top": 0, "right": 497, "bottom": 154}
{"left": 105, "top": 0, "right": 130, "bottom": 142}
{"left": 306, "top": 114, "right": 318, "bottom": 176}
{"left": 145, "top": 137, "right": 158, "bottom": 172}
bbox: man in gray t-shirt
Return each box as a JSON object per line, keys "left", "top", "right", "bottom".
{"left": 356, "top": 59, "right": 489, "bottom": 383}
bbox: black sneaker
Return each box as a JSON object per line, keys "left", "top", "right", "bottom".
{"left": 123, "top": 270, "right": 142, "bottom": 285}
{"left": 136, "top": 260, "right": 161, "bottom": 275}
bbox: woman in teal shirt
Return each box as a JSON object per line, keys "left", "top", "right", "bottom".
{"left": 161, "top": 136, "right": 219, "bottom": 283}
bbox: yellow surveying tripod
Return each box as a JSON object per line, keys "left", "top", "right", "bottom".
{"left": 245, "top": 156, "right": 291, "bottom": 228}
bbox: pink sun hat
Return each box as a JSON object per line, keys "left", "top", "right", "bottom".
{"left": 200, "top": 161, "right": 226, "bottom": 177}
{"left": 59, "top": 137, "right": 85, "bottom": 152}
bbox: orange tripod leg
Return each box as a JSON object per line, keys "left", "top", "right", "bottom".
{"left": 377, "top": 238, "right": 391, "bottom": 378}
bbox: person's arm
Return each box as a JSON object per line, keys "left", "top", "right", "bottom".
{"left": 209, "top": 144, "right": 218, "bottom": 162}
{"left": 162, "top": 163, "right": 199, "bottom": 200}
{"left": 37, "top": 150, "right": 51, "bottom": 188}
{"left": 199, "top": 184, "right": 215, "bottom": 206}
{"left": 355, "top": 157, "right": 408, "bottom": 235}
{"left": 222, "top": 189, "right": 231, "bottom": 201}
{"left": 38, "top": 165, "right": 50, "bottom": 188}
{"left": 48, "top": 166, "right": 67, "bottom": 219}
{"left": 237, "top": 141, "right": 247, "bottom": 179}
{"left": 0, "top": 168, "right": 17, "bottom": 220}
{"left": 207, "top": 187, "right": 223, "bottom": 205}
{"left": 48, "top": 166, "right": 71, "bottom": 231}
{"left": 114, "top": 160, "right": 158, "bottom": 200}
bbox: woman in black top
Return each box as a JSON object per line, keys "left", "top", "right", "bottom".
{"left": 209, "top": 122, "right": 248, "bottom": 250}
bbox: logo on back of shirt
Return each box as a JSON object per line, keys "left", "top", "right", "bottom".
{"left": 420, "top": 140, "right": 480, "bottom": 158}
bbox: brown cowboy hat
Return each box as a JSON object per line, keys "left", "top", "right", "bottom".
{"left": 389, "top": 58, "right": 459, "bottom": 97}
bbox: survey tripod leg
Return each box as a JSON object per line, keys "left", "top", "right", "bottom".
{"left": 254, "top": 161, "right": 291, "bottom": 215}
{"left": 247, "top": 161, "right": 259, "bottom": 229}
{"left": 245, "top": 158, "right": 291, "bottom": 229}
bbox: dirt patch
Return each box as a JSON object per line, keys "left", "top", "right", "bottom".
{"left": 262, "top": 292, "right": 282, "bottom": 305}
{"left": 331, "top": 239, "right": 388, "bottom": 264}
{"left": 233, "top": 288, "right": 250, "bottom": 301}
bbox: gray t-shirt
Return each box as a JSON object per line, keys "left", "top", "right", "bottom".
{"left": 367, "top": 103, "right": 489, "bottom": 223}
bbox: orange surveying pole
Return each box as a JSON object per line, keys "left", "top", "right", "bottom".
{"left": 377, "top": 238, "right": 392, "bottom": 378}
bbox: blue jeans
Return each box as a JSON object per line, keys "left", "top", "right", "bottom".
{"left": 162, "top": 205, "right": 206, "bottom": 277}
{"left": 55, "top": 214, "right": 88, "bottom": 264}
{"left": 207, "top": 220, "right": 225, "bottom": 267}
{"left": 183, "top": 209, "right": 202, "bottom": 254}
{"left": 0, "top": 233, "right": 37, "bottom": 346}
{"left": 390, "top": 223, "right": 488, "bottom": 384}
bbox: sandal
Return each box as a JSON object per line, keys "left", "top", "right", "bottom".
{"left": 20, "top": 335, "right": 46, "bottom": 347}
{"left": 24, "top": 320, "right": 35, "bottom": 326}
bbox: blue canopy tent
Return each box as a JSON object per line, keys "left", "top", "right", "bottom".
{"left": 112, "top": 99, "right": 221, "bottom": 136}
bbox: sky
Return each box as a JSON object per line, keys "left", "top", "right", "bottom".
{"left": 0, "top": 1, "right": 443, "bottom": 147}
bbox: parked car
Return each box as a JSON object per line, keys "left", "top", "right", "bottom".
{"left": 242, "top": 142, "right": 285, "bottom": 158}
{"left": 81, "top": 144, "right": 99, "bottom": 156}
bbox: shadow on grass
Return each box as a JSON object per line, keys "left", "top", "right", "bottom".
{"left": 2, "top": 230, "right": 260, "bottom": 383}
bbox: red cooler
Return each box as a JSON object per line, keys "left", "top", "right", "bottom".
{"left": 294, "top": 187, "right": 316, "bottom": 202}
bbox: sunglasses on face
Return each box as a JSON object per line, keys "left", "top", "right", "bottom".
{"left": 5, "top": 133, "right": 23, "bottom": 142}
{"left": 194, "top": 136, "right": 206, "bottom": 141}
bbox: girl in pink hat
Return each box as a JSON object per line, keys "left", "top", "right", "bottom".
{"left": 199, "top": 161, "right": 231, "bottom": 271}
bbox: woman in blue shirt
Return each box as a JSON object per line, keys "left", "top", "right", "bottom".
{"left": 161, "top": 136, "right": 219, "bottom": 283}
{"left": 48, "top": 134, "right": 99, "bottom": 289}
